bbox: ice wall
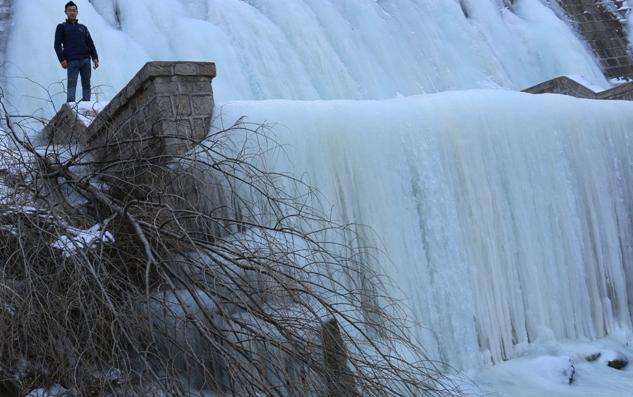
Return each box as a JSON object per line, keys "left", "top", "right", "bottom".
{"left": 216, "top": 91, "right": 633, "bottom": 369}
{"left": 6, "top": 0, "right": 633, "bottom": 373}
{"left": 0, "top": 0, "right": 11, "bottom": 88}
{"left": 5, "top": 0, "right": 607, "bottom": 116}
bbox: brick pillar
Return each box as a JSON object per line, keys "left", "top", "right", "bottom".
{"left": 86, "top": 61, "right": 216, "bottom": 169}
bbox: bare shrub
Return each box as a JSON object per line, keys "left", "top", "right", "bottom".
{"left": 0, "top": 95, "right": 464, "bottom": 397}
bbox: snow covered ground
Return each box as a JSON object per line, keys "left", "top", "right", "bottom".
{"left": 468, "top": 337, "right": 633, "bottom": 397}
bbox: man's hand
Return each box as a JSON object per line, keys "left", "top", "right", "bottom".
{"left": 93, "top": 59, "right": 99, "bottom": 69}
{"left": 61, "top": 60, "right": 67, "bottom": 69}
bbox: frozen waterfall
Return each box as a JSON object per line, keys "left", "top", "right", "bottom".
{"left": 5, "top": 0, "right": 633, "bottom": 388}
{"left": 215, "top": 91, "right": 633, "bottom": 370}
{"left": 5, "top": 0, "right": 607, "bottom": 115}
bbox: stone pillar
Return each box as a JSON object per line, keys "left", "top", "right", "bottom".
{"left": 86, "top": 61, "right": 216, "bottom": 169}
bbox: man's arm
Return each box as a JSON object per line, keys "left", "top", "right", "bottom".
{"left": 54, "top": 24, "right": 64, "bottom": 64}
{"left": 85, "top": 27, "right": 99, "bottom": 65}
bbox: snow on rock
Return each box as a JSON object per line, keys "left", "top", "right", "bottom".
{"left": 600, "top": 350, "right": 629, "bottom": 369}
{"left": 50, "top": 223, "right": 114, "bottom": 256}
{"left": 25, "top": 385, "right": 70, "bottom": 397}
{"left": 564, "top": 74, "right": 610, "bottom": 92}
{"left": 67, "top": 101, "right": 106, "bottom": 127}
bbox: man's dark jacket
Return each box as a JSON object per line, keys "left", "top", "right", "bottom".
{"left": 54, "top": 19, "right": 98, "bottom": 63}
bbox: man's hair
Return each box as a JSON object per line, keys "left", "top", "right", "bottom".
{"left": 65, "top": 1, "right": 77, "bottom": 11}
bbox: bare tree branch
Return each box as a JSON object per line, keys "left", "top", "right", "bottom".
{"left": 0, "top": 91, "right": 466, "bottom": 397}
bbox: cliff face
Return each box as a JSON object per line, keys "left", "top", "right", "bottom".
{"left": 558, "top": 0, "right": 633, "bottom": 79}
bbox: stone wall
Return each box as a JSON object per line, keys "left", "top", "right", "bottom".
{"left": 522, "top": 76, "right": 598, "bottom": 98}
{"left": 40, "top": 61, "right": 223, "bottom": 240}
{"left": 523, "top": 75, "right": 633, "bottom": 100}
{"left": 558, "top": 0, "right": 633, "bottom": 79}
{"left": 86, "top": 62, "right": 216, "bottom": 169}
{"left": 597, "top": 81, "right": 633, "bottom": 99}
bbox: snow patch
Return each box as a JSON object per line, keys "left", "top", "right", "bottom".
{"left": 25, "top": 385, "right": 69, "bottom": 397}
{"left": 66, "top": 101, "right": 106, "bottom": 127}
{"left": 50, "top": 223, "right": 114, "bottom": 256}
{"left": 564, "top": 74, "right": 609, "bottom": 92}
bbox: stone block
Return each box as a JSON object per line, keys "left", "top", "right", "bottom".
{"left": 125, "top": 74, "right": 143, "bottom": 96}
{"left": 125, "top": 84, "right": 139, "bottom": 102}
{"left": 172, "top": 95, "right": 192, "bottom": 117}
{"left": 176, "top": 81, "right": 195, "bottom": 94}
{"left": 197, "top": 63, "right": 217, "bottom": 78}
{"left": 191, "top": 95, "right": 213, "bottom": 116}
{"left": 160, "top": 119, "right": 192, "bottom": 136}
{"left": 174, "top": 63, "right": 200, "bottom": 76}
{"left": 193, "top": 80, "right": 211, "bottom": 93}
{"left": 144, "top": 62, "right": 174, "bottom": 77}
{"left": 193, "top": 117, "right": 211, "bottom": 139}
{"left": 152, "top": 96, "right": 174, "bottom": 118}
{"left": 150, "top": 80, "right": 181, "bottom": 95}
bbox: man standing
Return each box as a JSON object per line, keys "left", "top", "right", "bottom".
{"left": 54, "top": 1, "right": 99, "bottom": 103}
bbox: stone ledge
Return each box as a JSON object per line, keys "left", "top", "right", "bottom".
{"left": 522, "top": 76, "right": 598, "bottom": 98}
{"left": 523, "top": 76, "right": 633, "bottom": 100}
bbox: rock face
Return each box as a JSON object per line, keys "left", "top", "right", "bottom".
{"left": 558, "top": 0, "right": 633, "bottom": 79}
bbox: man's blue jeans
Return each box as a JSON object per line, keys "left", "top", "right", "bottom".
{"left": 67, "top": 58, "right": 92, "bottom": 102}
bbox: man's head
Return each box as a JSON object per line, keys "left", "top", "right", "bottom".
{"left": 65, "top": 1, "right": 78, "bottom": 21}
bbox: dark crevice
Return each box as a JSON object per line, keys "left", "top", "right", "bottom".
{"left": 459, "top": 0, "right": 471, "bottom": 19}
